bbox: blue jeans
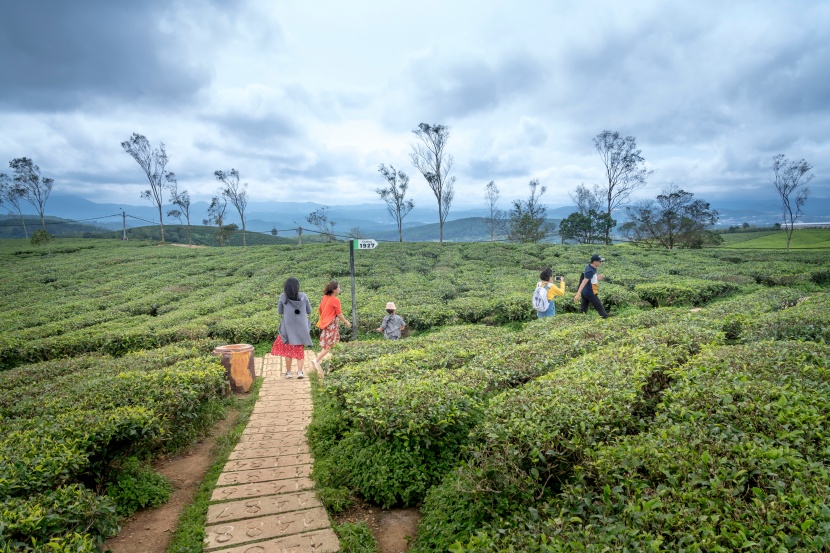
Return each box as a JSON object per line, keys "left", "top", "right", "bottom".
{"left": 537, "top": 301, "right": 556, "bottom": 318}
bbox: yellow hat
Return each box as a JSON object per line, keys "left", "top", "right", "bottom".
{"left": 385, "top": 302, "right": 396, "bottom": 310}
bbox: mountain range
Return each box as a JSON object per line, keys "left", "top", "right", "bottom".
{"left": 6, "top": 194, "right": 830, "bottom": 242}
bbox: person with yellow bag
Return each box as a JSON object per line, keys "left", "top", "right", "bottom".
{"left": 311, "top": 280, "right": 352, "bottom": 373}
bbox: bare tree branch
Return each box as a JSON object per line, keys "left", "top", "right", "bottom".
{"left": 410, "top": 123, "right": 456, "bottom": 243}
{"left": 377, "top": 164, "right": 414, "bottom": 242}
{"left": 121, "top": 133, "right": 175, "bottom": 243}
{"left": 215, "top": 168, "right": 249, "bottom": 246}
{"left": 772, "top": 154, "right": 813, "bottom": 251}
{"left": 593, "top": 131, "right": 653, "bottom": 244}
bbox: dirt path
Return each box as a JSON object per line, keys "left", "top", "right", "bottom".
{"left": 103, "top": 354, "right": 421, "bottom": 552}
{"left": 103, "top": 409, "right": 240, "bottom": 553}
{"left": 338, "top": 503, "right": 421, "bottom": 553}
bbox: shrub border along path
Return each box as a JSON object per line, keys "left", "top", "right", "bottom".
{"left": 202, "top": 353, "right": 340, "bottom": 552}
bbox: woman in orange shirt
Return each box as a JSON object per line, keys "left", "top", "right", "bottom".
{"left": 312, "top": 280, "right": 351, "bottom": 372}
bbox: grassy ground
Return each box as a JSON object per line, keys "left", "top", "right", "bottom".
{"left": 717, "top": 228, "right": 830, "bottom": 249}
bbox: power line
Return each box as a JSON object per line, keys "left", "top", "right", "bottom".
{"left": 0, "top": 213, "right": 122, "bottom": 227}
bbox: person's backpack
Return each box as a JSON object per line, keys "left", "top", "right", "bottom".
{"left": 532, "top": 284, "right": 551, "bottom": 312}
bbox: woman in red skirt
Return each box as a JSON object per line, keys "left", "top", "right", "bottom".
{"left": 271, "top": 277, "right": 312, "bottom": 378}
{"left": 311, "top": 280, "right": 351, "bottom": 372}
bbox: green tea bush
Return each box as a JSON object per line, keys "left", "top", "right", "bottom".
{"left": 104, "top": 456, "right": 172, "bottom": 517}
{"left": 412, "top": 321, "right": 723, "bottom": 552}
{"left": 740, "top": 292, "right": 830, "bottom": 343}
{"left": 0, "top": 485, "right": 117, "bottom": 550}
{"left": 635, "top": 277, "right": 736, "bottom": 307}
{"left": 0, "top": 407, "right": 161, "bottom": 498}
{"left": 449, "top": 341, "right": 830, "bottom": 552}
{"left": 334, "top": 521, "right": 378, "bottom": 553}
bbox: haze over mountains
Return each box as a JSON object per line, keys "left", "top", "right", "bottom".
{"left": 11, "top": 194, "right": 830, "bottom": 241}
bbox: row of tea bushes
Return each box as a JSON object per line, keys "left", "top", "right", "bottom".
{"left": 449, "top": 340, "right": 830, "bottom": 552}
{"left": 0, "top": 341, "right": 227, "bottom": 549}
{"left": 411, "top": 292, "right": 830, "bottom": 551}
{"left": 4, "top": 240, "right": 830, "bottom": 369}
{"left": 308, "top": 309, "right": 720, "bottom": 510}
{"left": 306, "top": 281, "right": 829, "bottom": 550}
{"left": 412, "top": 320, "right": 724, "bottom": 552}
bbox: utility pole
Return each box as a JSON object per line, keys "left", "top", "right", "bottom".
{"left": 121, "top": 209, "right": 127, "bottom": 240}
{"left": 349, "top": 240, "right": 358, "bottom": 340}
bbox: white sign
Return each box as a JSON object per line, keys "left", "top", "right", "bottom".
{"left": 354, "top": 239, "right": 378, "bottom": 250}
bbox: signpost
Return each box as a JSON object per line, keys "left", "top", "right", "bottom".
{"left": 354, "top": 239, "right": 378, "bottom": 250}
{"left": 349, "top": 239, "right": 378, "bottom": 340}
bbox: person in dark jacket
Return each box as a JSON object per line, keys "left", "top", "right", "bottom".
{"left": 271, "top": 277, "right": 313, "bottom": 378}
{"left": 574, "top": 254, "right": 609, "bottom": 319}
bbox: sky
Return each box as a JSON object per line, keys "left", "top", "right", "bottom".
{"left": 0, "top": 0, "right": 828, "bottom": 212}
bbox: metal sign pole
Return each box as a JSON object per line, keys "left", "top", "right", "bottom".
{"left": 349, "top": 239, "right": 358, "bottom": 340}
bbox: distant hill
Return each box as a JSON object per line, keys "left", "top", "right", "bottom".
{"left": 13, "top": 194, "right": 830, "bottom": 242}
{"left": 0, "top": 215, "right": 111, "bottom": 239}
{"left": 94, "top": 224, "right": 333, "bottom": 246}
{"left": 372, "top": 217, "right": 562, "bottom": 243}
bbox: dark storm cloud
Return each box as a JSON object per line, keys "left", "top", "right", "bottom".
{"left": 410, "top": 53, "right": 546, "bottom": 121}
{"left": 738, "top": 41, "right": 830, "bottom": 119}
{"left": 0, "top": 0, "right": 210, "bottom": 111}
{"left": 207, "top": 113, "right": 300, "bottom": 143}
{"left": 467, "top": 156, "right": 530, "bottom": 180}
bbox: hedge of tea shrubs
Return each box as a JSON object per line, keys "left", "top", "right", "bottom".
{"left": 305, "top": 281, "right": 830, "bottom": 551}
{"left": 2, "top": 238, "right": 830, "bottom": 549}
{"left": 2, "top": 239, "right": 828, "bottom": 370}
{"left": 0, "top": 340, "right": 226, "bottom": 550}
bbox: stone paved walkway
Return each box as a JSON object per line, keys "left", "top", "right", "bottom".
{"left": 203, "top": 352, "right": 340, "bottom": 552}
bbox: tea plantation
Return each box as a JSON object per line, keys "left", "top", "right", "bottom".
{"left": 1, "top": 238, "right": 829, "bottom": 551}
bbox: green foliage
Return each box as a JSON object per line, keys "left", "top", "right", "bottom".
{"left": 104, "top": 457, "right": 172, "bottom": 517}
{"left": 334, "top": 521, "right": 379, "bottom": 553}
{"left": 634, "top": 277, "right": 736, "bottom": 306}
{"left": 718, "top": 228, "right": 830, "bottom": 249}
{"left": 0, "top": 484, "right": 117, "bottom": 551}
{"left": 316, "top": 486, "right": 352, "bottom": 514}
{"left": 167, "top": 377, "right": 263, "bottom": 553}
{"left": 452, "top": 341, "right": 830, "bottom": 551}
{"left": 0, "top": 341, "right": 226, "bottom": 547}
{"left": 3, "top": 238, "right": 830, "bottom": 549}
{"left": 29, "top": 230, "right": 54, "bottom": 246}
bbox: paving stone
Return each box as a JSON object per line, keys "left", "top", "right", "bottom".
{"left": 205, "top": 355, "right": 338, "bottom": 550}
{"left": 239, "top": 430, "right": 307, "bottom": 443}
{"left": 208, "top": 528, "right": 340, "bottom": 553}
{"left": 243, "top": 423, "right": 309, "bottom": 434}
{"left": 216, "top": 464, "right": 311, "bottom": 487}
{"left": 252, "top": 404, "right": 313, "bottom": 415}
{"left": 229, "top": 444, "right": 310, "bottom": 461}
{"left": 247, "top": 414, "right": 312, "bottom": 425}
{"left": 204, "top": 507, "right": 330, "bottom": 549}
{"left": 254, "top": 399, "right": 313, "bottom": 408}
{"left": 211, "top": 477, "right": 314, "bottom": 502}
{"left": 223, "top": 454, "right": 312, "bottom": 473}
{"left": 234, "top": 438, "right": 308, "bottom": 452}
{"left": 206, "top": 491, "right": 322, "bottom": 523}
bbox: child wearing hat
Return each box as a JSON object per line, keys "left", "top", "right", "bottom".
{"left": 376, "top": 302, "right": 406, "bottom": 340}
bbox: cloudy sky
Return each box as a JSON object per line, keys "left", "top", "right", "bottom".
{"left": 0, "top": 0, "right": 828, "bottom": 212}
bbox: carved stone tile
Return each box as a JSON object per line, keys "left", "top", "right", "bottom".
{"left": 216, "top": 464, "right": 311, "bottom": 487}
{"left": 207, "top": 528, "right": 340, "bottom": 552}
{"left": 210, "top": 477, "right": 314, "bottom": 502}
{"left": 203, "top": 507, "right": 330, "bottom": 549}
{"left": 206, "top": 491, "right": 322, "bottom": 523}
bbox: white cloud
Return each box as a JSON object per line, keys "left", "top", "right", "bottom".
{"left": 0, "top": 0, "right": 828, "bottom": 212}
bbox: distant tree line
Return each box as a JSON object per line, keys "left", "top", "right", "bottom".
{"left": 0, "top": 128, "right": 815, "bottom": 250}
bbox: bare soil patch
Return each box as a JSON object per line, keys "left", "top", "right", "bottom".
{"left": 103, "top": 408, "right": 240, "bottom": 553}
{"left": 337, "top": 499, "right": 421, "bottom": 553}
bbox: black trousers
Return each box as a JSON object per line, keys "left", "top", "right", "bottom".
{"left": 580, "top": 293, "right": 609, "bottom": 319}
